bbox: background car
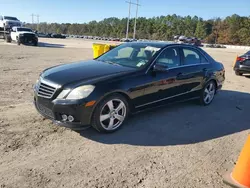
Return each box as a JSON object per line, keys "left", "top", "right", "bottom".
{"left": 51, "top": 33, "right": 66, "bottom": 39}
{"left": 234, "top": 50, "right": 250, "bottom": 76}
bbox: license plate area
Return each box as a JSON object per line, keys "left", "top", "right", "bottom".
{"left": 37, "top": 102, "right": 54, "bottom": 119}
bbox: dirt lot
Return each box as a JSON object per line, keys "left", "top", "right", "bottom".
{"left": 0, "top": 38, "right": 249, "bottom": 188}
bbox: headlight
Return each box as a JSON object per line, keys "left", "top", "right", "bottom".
{"left": 57, "top": 85, "right": 95, "bottom": 100}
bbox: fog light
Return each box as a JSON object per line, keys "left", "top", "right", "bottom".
{"left": 62, "top": 114, "right": 68, "bottom": 121}
{"left": 68, "top": 115, "right": 74, "bottom": 122}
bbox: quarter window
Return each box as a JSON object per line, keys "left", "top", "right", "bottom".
{"left": 155, "top": 47, "right": 180, "bottom": 68}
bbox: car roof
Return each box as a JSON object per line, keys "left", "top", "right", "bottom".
{"left": 128, "top": 41, "right": 199, "bottom": 49}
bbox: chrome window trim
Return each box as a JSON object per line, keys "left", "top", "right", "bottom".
{"left": 135, "top": 89, "right": 200, "bottom": 108}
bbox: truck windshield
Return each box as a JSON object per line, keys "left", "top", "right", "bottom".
{"left": 4, "top": 16, "right": 18, "bottom": 21}
{"left": 17, "top": 28, "right": 32, "bottom": 32}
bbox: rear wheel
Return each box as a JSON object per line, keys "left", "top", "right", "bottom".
{"left": 91, "top": 94, "right": 129, "bottom": 133}
{"left": 200, "top": 81, "right": 216, "bottom": 106}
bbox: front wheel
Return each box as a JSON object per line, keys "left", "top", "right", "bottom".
{"left": 91, "top": 94, "right": 129, "bottom": 133}
{"left": 200, "top": 81, "right": 216, "bottom": 106}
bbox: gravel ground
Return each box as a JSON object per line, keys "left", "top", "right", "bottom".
{"left": 0, "top": 38, "right": 249, "bottom": 188}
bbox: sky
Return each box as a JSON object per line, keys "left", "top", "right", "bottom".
{"left": 1, "top": 0, "right": 249, "bottom": 23}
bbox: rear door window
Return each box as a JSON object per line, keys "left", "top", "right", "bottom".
{"left": 182, "top": 48, "right": 201, "bottom": 65}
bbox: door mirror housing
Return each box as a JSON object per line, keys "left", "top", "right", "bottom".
{"left": 153, "top": 64, "right": 169, "bottom": 72}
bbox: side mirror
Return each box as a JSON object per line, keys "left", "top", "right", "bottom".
{"left": 153, "top": 64, "right": 169, "bottom": 72}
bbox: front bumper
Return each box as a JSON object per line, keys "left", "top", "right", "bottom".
{"left": 34, "top": 93, "right": 95, "bottom": 130}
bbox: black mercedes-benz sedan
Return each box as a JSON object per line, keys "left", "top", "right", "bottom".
{"left": 234, "top": 50, "right": 250, "bottom": 76}
{"left": 34, "top": 42, "right": 225, "bottom": 133}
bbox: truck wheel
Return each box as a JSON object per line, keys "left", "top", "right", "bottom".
{"left": 33, "top": 41, "right": 38, "bottom": 46}
{"left": 17, "top": 40, "right": 21, "bottom": 45}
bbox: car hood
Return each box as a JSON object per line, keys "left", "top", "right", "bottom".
{"left": 41, "top": 60, "right": 136, "bottom": 86}
{"left": 18, "top": 31, "right": 35, "bottom": 35}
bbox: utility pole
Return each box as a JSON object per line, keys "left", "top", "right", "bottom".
{"left": 31, "top": 14, "right": 34, "bottom": 24}
{"left": 125, "top": 0, "right": 132, "bottom": 39}
{"left": 133, "top": 0, "right": 140, "bottom": 40}
{"left": 36, "top": 15, "right": 40, "bottom": 31}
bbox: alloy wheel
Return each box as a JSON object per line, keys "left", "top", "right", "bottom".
{"left": 99, "top": 99, "right": 126, "bottom": 131}
{"left": 203, "top": 82, "right": 215, "bottom": 104}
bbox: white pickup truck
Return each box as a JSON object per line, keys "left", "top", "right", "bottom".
{"left": 10, "top": 27, "right": 38, "bottom": 46}
{"left": 0, "top": 15, "right": 22, "bottom": 30}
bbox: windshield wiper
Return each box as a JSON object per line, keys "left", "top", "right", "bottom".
{"left": 103, "top": 60, "right": 121, "bottom": 66}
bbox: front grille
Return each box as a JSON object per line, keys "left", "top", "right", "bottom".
{"left": 37, "top": 80, "right": 57, "bottom": 99}
{"left": 23, "top": 33, "right": 35, "bottom": 38}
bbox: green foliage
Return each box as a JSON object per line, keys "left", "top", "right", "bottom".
{"left": 26, "top": 14, "right": 250, "bottom": 45}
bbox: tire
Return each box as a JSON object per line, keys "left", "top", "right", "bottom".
{"left": 200, "top": 81, "right": 216, "bottom": 106}
{"left": 5, "top": 35, "right": 11, "bottom": 43}
{"left": 235, "top": 71, "right": 243, "bottom": 76}
{"left": 91, "top": 94, "right": 129, "bottom": 133}
{"left": 33, "top": 41, "right": 38, "bottom": 46}
{"left": 17, "top": 40, "right": 21, "bottom": 45}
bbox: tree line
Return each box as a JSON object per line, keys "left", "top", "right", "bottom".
{"left": 26, "top": 14, "right": 250, "bottom": 45}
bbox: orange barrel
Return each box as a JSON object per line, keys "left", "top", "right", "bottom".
{"left": 231, "top": 135, "right": 250, "bottom": 187}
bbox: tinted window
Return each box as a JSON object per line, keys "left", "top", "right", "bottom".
{"left": 155, "top": 47, "right": 180, "bottom": 68}
{"left": 4, "top": 16, "right": 18, "bottom": 21}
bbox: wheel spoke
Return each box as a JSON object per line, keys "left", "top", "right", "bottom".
{"left": 114, "top": 114, "right": 124, "bottom": 122}
{"left": 108, "top": 118, "right": 115, "bottom": 129}
{"left": 100, "top": 114, "right": 110, "bottom": 122}
{"left": 205, "top": 88, "right": 209, "bottom": 94}
{"left": 107, "top": 101, "right": 114, "bottom": 111}
{"left": 204, "top": 94, "right": 209, "bottom": 102}
{"left": 115, "top": 102, "right": 124, "bottom": 113}
{"left": 208, "top": 84, "right": 213, "bottom": 92}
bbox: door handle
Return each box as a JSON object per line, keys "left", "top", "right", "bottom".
{"left": 177, "top": 73, "right": 183, "bottom": 77}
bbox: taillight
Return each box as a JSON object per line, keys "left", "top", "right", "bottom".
{"left": 237, "top": 57, "right": 246, "bottom": 62}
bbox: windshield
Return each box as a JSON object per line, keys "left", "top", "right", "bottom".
{"left": 97, "top": 43, "right": 162, "bottom": 68}
{"left": 17, "top": 28, "right": 32, "bottom": 32}
{"left": 4, "top": 16, "right": 18, "bottom": 21}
